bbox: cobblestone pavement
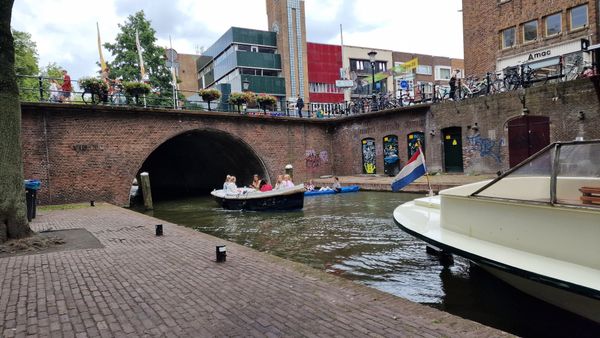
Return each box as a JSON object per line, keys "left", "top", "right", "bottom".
{"left": 0, "top": 204, "right": 511, "bottom": 337}
{"left": 312, "top": 174, "right": 497, "bottom": 193}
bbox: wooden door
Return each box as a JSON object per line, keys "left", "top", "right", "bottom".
{"left": 443, "top": 127, "right": 463, "bottom": 172}
{"left": 508, "top": 116, "right": 550, "bottom": 167}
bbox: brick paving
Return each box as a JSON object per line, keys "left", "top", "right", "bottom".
{"left": 0, "top": 204, "right": 511, "bottom": 337}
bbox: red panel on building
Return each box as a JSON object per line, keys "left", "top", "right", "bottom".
{"left": 307, "top": 42, "right": 344, "bottom": 103}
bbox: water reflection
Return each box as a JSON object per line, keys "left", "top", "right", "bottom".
{"left": 137, "top": 192, "right": 600, "bottom": 337}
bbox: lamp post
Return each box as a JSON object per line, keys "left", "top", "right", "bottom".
{"left": 368, "top": 50, "right": 378, "bottom": 109}
{"left": 241, "top": 79, "right": 250, "bottom": 114}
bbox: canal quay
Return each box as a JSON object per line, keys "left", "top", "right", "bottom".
{"left": 0, "top": 204, "right": 510, "bottom": 338}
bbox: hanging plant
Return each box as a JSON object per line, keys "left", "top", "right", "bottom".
{"left": 199, "top": 88, "right": 222, "bottom": 111}
{"left": 228, "top": 92, "right": 247, "bottom": 113}
{"left": 79, "top": 77, "right": 108, "bottom": 93}
{"left": 123, "top": 81, "right": 151, "bottom": 97}
{"left": 256, "top": 94, "right": 277, "bottom": 113}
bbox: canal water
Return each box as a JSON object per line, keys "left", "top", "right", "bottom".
{"left": 136, "top": 191, "right": 599, "bottom": 337}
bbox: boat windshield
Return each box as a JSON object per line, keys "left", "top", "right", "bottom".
{"left": 472, "top": 141, "right": 600, "bottom": 207}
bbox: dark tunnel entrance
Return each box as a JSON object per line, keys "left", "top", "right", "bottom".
{"left": 138, "top": 129, "right": 268, "bottom": 201}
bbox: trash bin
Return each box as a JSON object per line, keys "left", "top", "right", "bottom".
{"left": 24, "top": 179, "right": 41, "bottom": 222}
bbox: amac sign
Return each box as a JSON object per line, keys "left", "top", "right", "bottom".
{"left": 496, "top": 40, "right": 581, "bottom": 71}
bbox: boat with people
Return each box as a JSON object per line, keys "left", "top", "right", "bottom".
{"left": 211, "top": 184, "right": 305, "bottom": 211}
{"left": 304, "top": 185, "right": 360, "bottom": 196}
{"left": 393, "top": 140, "right": 600, "bottom": 323}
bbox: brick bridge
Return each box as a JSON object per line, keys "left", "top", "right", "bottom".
{"left": 21, "top": 78, "right": 600, "bottom": 205}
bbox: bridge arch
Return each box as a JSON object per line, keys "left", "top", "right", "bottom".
{"left": 132, "top": 128, "right": 269, "bottom": 201}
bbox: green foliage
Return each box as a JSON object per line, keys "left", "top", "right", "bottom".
{"left": 256, "top": 93, "right": 277, "bottom": 106}
{"left": 228, "top": 92, "right": 246, "bottom": 105}
{"left": 123, "top": 81, "right": 151, "bottom": 96}
{"left": 104, "top": 11, "right": 172, "bottom": 99}
{"left": 79, "top": 77, "right": 108, "bottom": 93}
{"left": 199, "top": 88, "right": 221, "bottom": 102}
{"left": 13, "top": 30, "right": 40, "bottom": 101}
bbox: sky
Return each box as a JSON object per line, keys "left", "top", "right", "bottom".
{"left": 11, "top": 0, "right": 464, "bottom": 82}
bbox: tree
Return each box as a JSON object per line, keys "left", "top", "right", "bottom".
{"left": 13, "top": 30, "right": 40, "bottom": 102}
{"left": 104, "top": 11, "right": 173, "bottom": 106}
{"left": 0, "top": 0, "right": 33, "bottom": 243}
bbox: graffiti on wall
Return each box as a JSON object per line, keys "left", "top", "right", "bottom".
{"left": 383, "top": 135, "right": 399, "bottom": 176}
{"left": 305, "top": 149, "right": 329, "bottom": 169}
{"left": 467, "top": 133, "right": 502, "bottom": 163}
{"left": 362, "top": 138, "right": 376, "bottom": 174}
{"left": 407, "top": 132, "right": 425, "bottom": 159}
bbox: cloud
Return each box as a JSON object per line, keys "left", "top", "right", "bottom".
{"left": 10, "top": 0, "right": 463, "bottom": 83}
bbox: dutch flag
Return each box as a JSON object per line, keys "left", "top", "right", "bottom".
{"left": 391, "top": 147, "right": 427, "bottom": 192}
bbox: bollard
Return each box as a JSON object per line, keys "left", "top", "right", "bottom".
{"left": 155, "top": 224, "right": 163, "bottom": 236}
{"left": 216, "top": 245, "right": 227, "bottom": 263}
{"left": 139, "top": 172, "right": 154, "bottom": 210}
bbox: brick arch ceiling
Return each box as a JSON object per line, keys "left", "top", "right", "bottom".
{"left": 137, "top": 128, "right": 269, "bottom": 201}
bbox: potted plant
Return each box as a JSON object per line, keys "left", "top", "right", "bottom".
{"left": 199, "top": 88, "right": 222, "bottom": 111}
{"left": 79, "top": 77, "right": 109, "bottom": 103}
{"left": 228, "top": 92, "right": 246, "bottom": 113}
{"left": 256, "top": 94, "right": 277, "bottom": 114}
{"left": 123, "top": 81, "right": 151, "bottom": 104}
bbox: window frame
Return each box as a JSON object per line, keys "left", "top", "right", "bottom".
{"left": 569, "top": 4, "right": 588, "bottom": 30}
{"left": 501, "top": 26, "right": 516, "bottom": 49}
{"left": 522, "top": 20, "right": 538, "bottom": 43}
{"left": 434, "top": 66, "right": 452, "bottom": 81}
{"left": 545, "top": 12, "right": 562, "bottom": 37}
{"left": 417, "top": 65, "right": 432, "bottom": 75}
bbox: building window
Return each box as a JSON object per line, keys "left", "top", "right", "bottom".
{"left": 570, "top": 5, "right": 588, "bottom": 30}
{"left": 545, "top": 13, "right": 562, "bottom": 36}
{"left": 378, "top": 62, "right": 386, "bottom": 72}
{"left": 237, "top": 44, "right": 251, "bottom": 52}
{"left": 417, "top": 65, "right": 432, "bottom": 75}
{"left": 435, "top": 66, "right": 451, "bottom": 80}
{"left": 523, "top": 20, "right": 538, "bottom": 42}
{"left": 501, "top": 27, "right": 516, "bottom": 49}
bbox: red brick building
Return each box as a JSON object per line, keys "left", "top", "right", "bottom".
{"left": 307, "top": 42, "right": 345, "bottom": 109}
{"left": 463, "top": 0, "right": 599, "bottom": 77}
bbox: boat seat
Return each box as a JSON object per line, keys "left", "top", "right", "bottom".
{"left": 579, "top": 187, "right": 600, "bottom": 205}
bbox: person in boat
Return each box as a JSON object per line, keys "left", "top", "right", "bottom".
{"left": 259, "top": 179, "right": 273, "bottom": 192}
{"left": 250, "top": 174, "right": 261, "bottom": 190}
{"left": 274, "top": 175, "right": 284, "bottom": 190}
{"left": 223, "top": 175, "right": 231, "bottom": 190}
{"left": 332, "top": 177, "right": 342, "bottom": 193}
{"left": 305, "top": 180, "right": 315, "bottom": 191}
{"left": 282, "top": 174, "right": 295, "bottom": 188}
{"left": 225, "top": 176, "right": 240, "bottom": 195}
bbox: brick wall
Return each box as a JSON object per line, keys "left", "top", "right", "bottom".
{"left": 21, "top": 105, "right": 334, "bottom": 206}
{"left": 463, "top": 0, "right": 599, "bottom": 76}
{"left": 21, "top": 78, "right": 600, "bottom": 205}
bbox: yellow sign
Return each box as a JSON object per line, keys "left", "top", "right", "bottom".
{"left": 402, "top": 57, "right": 418, "bottom": 71}
{"left": 452, "top": 139, "right": 458, "bottom": 146}
{"left": 445, "top": 135, "right": 451, "bottom": 140}
{"left": 409, "top": 135, "right": 414, "bottom": 140}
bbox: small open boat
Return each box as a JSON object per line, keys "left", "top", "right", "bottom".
{"left": 393, "top": 140, "right": 600, "bottom": 323}
{"left": 211, "top": 184, "right": 305, "bottom": 211}
{"left": 304, "top": 185, "right": 360, "bottom": 196}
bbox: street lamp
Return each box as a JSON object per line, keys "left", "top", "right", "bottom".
{"left": 242, "top": 79, "right": 250, "bottom": 92}
{"left": 368, "top": 50, "right": 378, "bottom": 108}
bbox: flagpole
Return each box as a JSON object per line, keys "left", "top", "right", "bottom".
{"left": 417, "top": 140, "right": 434, "bottom": 196}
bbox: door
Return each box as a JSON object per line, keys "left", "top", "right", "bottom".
{"left": 362, "top": 138, "right": 376, "bottom": 174}
{"left": 443, "top": 127, "right": 463, "bottom": 172}
{"left": 407, "top": 132, "right": 425, "bottom": 159}
{"left": 508, "top": 116, "right": 550, "bottom": 167}
{"left": 383, "top": 135, "right": 399, "bottom": 176}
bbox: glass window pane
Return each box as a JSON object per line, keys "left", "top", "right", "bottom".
{"left": 546, "top": 13, "right": 562, "bottom": 36}
{"left": 556, "top": 143, "right": 600, "bottom": 205}
{"left": 475, "top": 149, "right": 553, "bottom": 202}
{"left": 570, "top": 5, "right": 588, "bottom": 29}
{"left": 523, "top": 21, "right": 538, "bottom": 42}
{"left": 502, "top": 27, "right": 515, "bottom": 48}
